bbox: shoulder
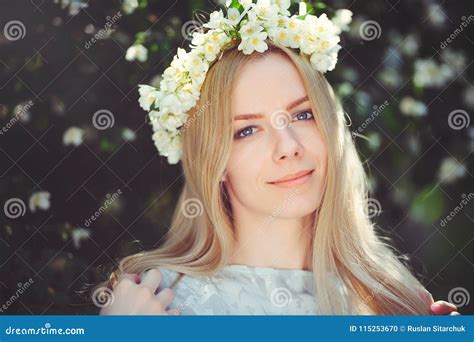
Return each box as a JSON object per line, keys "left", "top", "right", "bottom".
{"left": 153, "top": 266, "right": 182, "bottom": 290}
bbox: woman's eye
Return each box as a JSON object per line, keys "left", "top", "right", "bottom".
{"left": 234, "top": 111, "right": 313, "bottom": 140}
{"left": 234, "top": 126, "right": 257, "bottom": 139}
{"left": 294, "top": 110, "right": 314, "bottom": 121}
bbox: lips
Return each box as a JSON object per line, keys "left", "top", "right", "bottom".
{"left": 269, "top": 169, "right": 314, "bottom": 184}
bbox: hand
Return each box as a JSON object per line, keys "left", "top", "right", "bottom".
{"left": 430, "top": 300, "right": 460, "bottom": 315}
{"left": 99, "top": 269, "right": 180, "bottom": 315}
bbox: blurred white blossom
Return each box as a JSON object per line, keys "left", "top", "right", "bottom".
{"left": 437, "top": 157, "right": 466, "bottom": 184}
{"left": 378, "top": 68, "right": 402, "bottom": 88}
{"left": 426, "top": 4, "right": 447, "bottom": 27}
{"left": 462, "top": 87, "right": 474, "bottom": 108}
{"left": 72, "top": 228, "right": 91, "bottom": 249}
{"left": 54, "top": 0, "right": 88, "bottom": 16}
{"left": 400, "top": 34, "right": 419, "bottom": 56}
{"left": 413, "top": 59, "right": 454, "bottom": 88}
{"left": 63, "top": 126, "right": 84, "bottom": 146}
{"left": 29, "top": 191, "right": 51, "bottom": 212}
{"left": 122, "top": 128, "right": 136, "bottom": 141}
{"left": 441, "top": 49, "right": 466, "bottom": 73}
{"left": 331, "top": 9, "right": 353, "bottom": 34}
{"left": 125, "top": 44, "right": 148, "bottom": 62}
{"left": 122, "top": 0, "right": 139, "bottom": 14}
{"left": 399, "top": 97, "right": 427, "bottom": 117}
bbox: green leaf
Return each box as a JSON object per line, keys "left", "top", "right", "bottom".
{"left": 410, "top": 184, "right": 446, "bottom": 225}
{"left": 314, "top": 2, "right": 327, "bottom": 9}
{"left": 229, "top": 0, "right": 243, "bottom": 11}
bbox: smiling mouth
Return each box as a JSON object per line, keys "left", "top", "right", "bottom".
{"left": 268, "top": 169, "right": 315, "bottom": 186}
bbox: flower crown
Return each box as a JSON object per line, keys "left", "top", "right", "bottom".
{"left": 138, "top": 0, "right": 352, "bottom": 164}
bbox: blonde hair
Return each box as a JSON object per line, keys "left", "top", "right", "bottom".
{"left": 97, "top": 40, "right": 431, "bottom": 314}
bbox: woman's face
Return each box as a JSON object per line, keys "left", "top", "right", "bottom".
{"left": 224, "top": 52, "right": 328, "bottom": 220}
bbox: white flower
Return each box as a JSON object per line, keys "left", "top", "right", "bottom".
{"left": 331, "top": 9, "right": 353, "bottom": 34}
{"left": 239, "top": 21, "right": 265, "bottom": 40}
{"left": 225, "top": 8, "right": 241, "bottom": 26}
{"left": 427, "top": 4, "right": 446, "bottom": 27}
{"left": 400, "top": 34, "right": 419, "bottom": 57}
{"left": 122, "top": 0, "right": 139, "bottom": 15}
{"left": 250, "top": 0, "right": 280, "bottom": 27}
{"left": 159, "top": 93, "right": 183, "bottom": 114}
{"left": 441, "top": 49, "right": 466, "bottom": 72}
{"left": 298, "top": 2, "right": 307, "bottom": 16}
{"left": 13, "top": 102, "right": 32, "bottom": 123}
{"left": 399, "top": 97, "right": 427, "bottom": 117}
{"left": 239, "top": 0, "right": 254, "bottom": 11}
{"left": 274, "top": 0, "right": 291, "bottom": 16}
{"left": 183, "top": 50, "right": 210, "bottom": 78}
{"left": 122, "top": 128, "right": 136, "bottom": 141}
{"left": 63, "top": 126, "right": 84, "bottom": 146}
{"left": 204, "top": 9, "right": 227, "bottom": 29}
{"left": 462, "top": 87, "right": 474, "bottom": 108}
{"left": 157, "top": 112, "right": 187, "bottom": 132}
{"left": 437, "top": 157, "right": 466, "bottom": 184}
{"left": 238, "top": 31, "right": 268, "bottom": 54}
{"left": 29, "top": 191, "right": 51, "bottom": 212}
{"left": 378, "top": 68, "right": 402, "bottom": 88}
{"left": 138, "top": 85, "right": 161, "bottom": 111}
{"left": 310, "top": 53, "right": 333, "bottom": 72}
{"left": 72, "top": 228, "right": 90, "bottom": 249}
{"left": 413, "top": 59, "right": 454, "bottom": 88}
{"left": 125, "top": 44, "right": 148, "bottom": 62}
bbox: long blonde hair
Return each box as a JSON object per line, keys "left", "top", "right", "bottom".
{"left": 98, "top": 41, "right": 431, "bottom": 314}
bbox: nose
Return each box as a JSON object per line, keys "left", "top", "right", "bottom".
{"left": 272, "top": 127, "right": 304, "bottom": 163}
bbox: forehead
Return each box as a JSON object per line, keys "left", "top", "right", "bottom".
{"left": 231, "top": 53, "right": 307, "bottom": 115}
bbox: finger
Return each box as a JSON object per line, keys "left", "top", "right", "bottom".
{"left": 117, "top": 273, "right": 138, "bottom": 286}
{"left": 156, "top": 287, "right": 174, "bottom": 308}
{"left": 139, "top": 269, "right": 162, "bottom": 293}
{"left": 430, "top": 301, "right": 457, "bottom": 315}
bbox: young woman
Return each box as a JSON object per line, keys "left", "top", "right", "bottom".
{"left": 96, "top": 0, "right": 459, "bottom": 316}
{"left": 97, "top": 41, "right": 458, "bottom": 316}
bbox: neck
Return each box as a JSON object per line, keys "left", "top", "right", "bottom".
{"left": 228, "top": 209, "right": 315, "bottom": 271}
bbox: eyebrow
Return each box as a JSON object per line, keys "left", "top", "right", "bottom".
{"left": 234, "top": 96, "right": 309, "bottom": 121}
